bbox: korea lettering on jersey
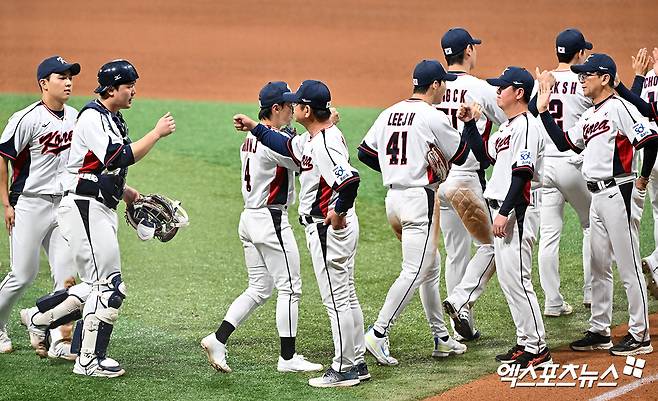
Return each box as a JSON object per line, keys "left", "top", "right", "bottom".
{"left": 0, "top": 101, "right": 77, "bottom": 199}
{"left": 435, "top": 74, "right": 507, "bottom": 172}
{"left": 63, "top": 100, "right": 134, "bottom": 208}
{"left": 564, "top": 96, "right": 657, "bottom": 182}
{"left": 532, "top": 70, "right": 594, "bottom": 158}
{"left": 358, "top": 99, "right": 466, "bottom": 188}
{"left": 484, "top": 112, "right": 545, "bottom": 202}
{"left": 288, "top": 125, "right": 358, "bottom": 218}
{"left": 240, "top": 128, "right": 298, "bottom": 208}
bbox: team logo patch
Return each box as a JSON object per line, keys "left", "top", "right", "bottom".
{"left": 332, "top": 164, "right": 353, "bottom": 186}
{"left": 557, "top": 46, "right": 566, "bottom": 54}
{"left": 517, "top": 149, "right": 533, "bottom": 167}
{"left": 444, "top": 47, "right": 453, "bottom": 55}
{"left": 633, "top": 121, "right": 652, "bottom": 140}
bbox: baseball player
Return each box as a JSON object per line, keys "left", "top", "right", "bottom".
{"left": 537, "top": 54, "right": 657, "bottom": 356}
{"left": 435, "top": 28, "right": 507, "bottom": 341}
{"left": 200, "top": 81, "right": 323, "bottom": 374}
{"left": 233, "top": 80, "right": 366, "bottom": 388}
{"left": 627, "top": 48, "right": 658, "bottom": 298}
{"left": 358, "top": 59, "right": 470, "bottom": 364}
{"left": 529, "top": 29, "right": 595, "bottom": 315}
{"left": 20, "top": 59, "right": 177, "bottom": 377}
{"left": 0, "top": 56, "right": 80, "bottom": 359}
{"left": 462, "top": 67, "right": 551, "bottom": 368}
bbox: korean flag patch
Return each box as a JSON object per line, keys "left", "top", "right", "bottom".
{"left": 632, "top": 121, "right": 653, "bottom": 141}
{"left": 517, "top": 149, "right": 534, "bottom": 167}
{"left": 332, "top": 164, "right": 353, "bottom": 186}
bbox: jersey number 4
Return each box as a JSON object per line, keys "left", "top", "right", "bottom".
{"left": 387, "top": 131, "right": 408, "bottom": 165}
{"left": 244, "top": 158, "right": 252, "bottom": 192}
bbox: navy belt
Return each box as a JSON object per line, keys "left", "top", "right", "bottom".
{"left": 63, "top": 190, "right": 111, "bottom": 208}
{"left": 488, "top": 199, "right": 501, "bottom": 210}
{"left": 586, "top": 178, "right": 617, "bottom": 193}
{"left": 298, "top": 215, "right": 315, "bottom": 227}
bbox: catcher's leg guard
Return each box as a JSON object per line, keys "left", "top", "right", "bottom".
{"left": 78, "top": 273, "right": 126, "bottom": 363}
{"left": 32, "top": 282, "right": 90, "bottom": 328}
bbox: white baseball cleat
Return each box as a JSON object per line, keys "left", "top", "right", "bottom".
{"left": 432, "top": 336, "right": 467, "bottom": 358}
{"left": 277, "top": 354, "right": 323, "bottom": 372}
{"left": 201, "top": 334, "right": 231, "bottom": 373}
{"left": 48, "top": 340, "right": 77, "bottom": 361}
{"left": 544, "top": 302, "right": 574, "bottom": 317}
{"left": 308, "top": 367, "right": 360, "bottom": 388}
{"left": 73, "top": 356, "right": 125, "bottom": 378}
{"left": 364, "top": 326, "right": 398, "bottom": 366}
{"left": 19, "top": 307, "right": 48, "bottom": 350}
{"left": 0, "top": 329, "right": 13, "bottom": 353}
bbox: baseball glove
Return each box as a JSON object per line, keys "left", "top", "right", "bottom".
{"left": 125, "top": 194, "right": 189, "bottom": 242}
{"left": 426, "top": 145, "right": 450, "bottom": 183}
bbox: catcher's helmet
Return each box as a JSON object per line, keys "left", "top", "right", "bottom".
{"left": 94, "top": 59, "right": 139, "bottom": 94}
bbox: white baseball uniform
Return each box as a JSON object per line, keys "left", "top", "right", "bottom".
{"left": 485, "top": 112, "right": 547, "bottom": 354}
{"left": 221, "top": 127, "right": 302, "bottom": 339}
{"left": 359, "top": 98, "right": 467, "bottom": 340}
{"left": 253, "top": 123, "right": 365, "bottom": 374}
{"left": 638, "top": 70, "right": 658, "bottom": 278}
{"left": 435, "top": 73, "right": 507, "bottom": 327}
{"left": 555, "top": 95, "right": 654, "bottom": 341}
{"left": 0, "top": 101, "right": 76, "bottom": 332}
{"left": 533, "top": 70, "right": 595, "bottom": 310}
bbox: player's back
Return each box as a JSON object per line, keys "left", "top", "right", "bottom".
{"left": 544, "top": 69, "right": 593, "bottom": 157}
{"left": 641, "top": 69, "right": 658, "bottom": 114}
{"left": 364, "top": 99, "right": 461, "bottom": 188}
{"left": 240, "top": 128, "right": 296, "bottom": 209}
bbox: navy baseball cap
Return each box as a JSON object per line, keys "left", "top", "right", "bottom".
{"left": 486, "top": 66, "right": 534, "bottom": 95}
{"left": 413, "top": 60, "right": 457, "bottom": 86}
{"left": 570, "top": 53, "right": 616, "bottom": 78}
{"left": 556, "top": 28, "right": 593, "bottom": 55}
{"left": 441, "top": 28, "right": 482, "bottom": 56}
{"left": 258, "top": 81, "right": 291, "bottom": 108}
{"left": 282, "top": 80, "right": 331, "bottom": 110}
{"left": 37, "top": 56, "right": 80, "bottom": 81}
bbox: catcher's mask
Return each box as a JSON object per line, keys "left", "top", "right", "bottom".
{"left": 125, "top": 194, "right": 189, "bottom": 242}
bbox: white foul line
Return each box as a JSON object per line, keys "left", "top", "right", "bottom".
{"left": 589, "top": 372, "right": 658, "bottom": 401}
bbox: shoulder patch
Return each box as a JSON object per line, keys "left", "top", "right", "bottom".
{"left": 517, "top": 149, "right": 534, "bottom": 166}
{"left": 633, "top": 121, "right": 653, "bottom": 140}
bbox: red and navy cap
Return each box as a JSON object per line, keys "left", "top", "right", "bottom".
{"left": 283, "top": 80, "right": 331, "bottom": 110}
{"left": 413, "top": 60, "right": 457, "bottom": 86}
{"left": 556, "top": 28, "right": 593, "bottom": 55}
{"left": 259, "top": 81, "right": 291, "bottom": 108}
{"left": 441, "top": 28, "right": 482, "bottom": 56}
{"left": 37, "top": 56, "right": 80, "bottom": 81}
{"left": 486, "top": 66, "right": 534, "bottom": 95}
{"left": 570, "top": 53, "right": 616, "bottom": 78}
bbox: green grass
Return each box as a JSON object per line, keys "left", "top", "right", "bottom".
{"left": 0, "top": 93, "right": 656, "bottom": 401}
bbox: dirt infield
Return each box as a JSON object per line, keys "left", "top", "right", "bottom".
{"left": 1, "top": 0, "right": 657, "bottom": 107}
{"left": 2, "top": 1, "right": 658, "bottom": 399}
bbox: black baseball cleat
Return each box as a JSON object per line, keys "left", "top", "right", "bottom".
{"left": 356, "top": 361, "right": 371, "bottom": 381}
{"left": 495, "top": 344, "right": 524, "bottom": 363}
{"left": 511, "top": 348, "right": 553, "bottom": 370}
{"left": 442, "top": 301, "right": 476, "bottom": 341}
{"left": 609, "top": 332, "right": 653, "bottom": 356}
{"left": 570, "top": 331, "right": 613, "bottom": 351}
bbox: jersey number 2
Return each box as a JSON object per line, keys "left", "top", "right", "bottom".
{"left": 386, "top": 131, "right": 408, "bottom": 165}
{"left": 244, "top": 159, "right": 252, "bottom": 192}
{"left": 549, "top": 99, "right": 564, "bottom": 129}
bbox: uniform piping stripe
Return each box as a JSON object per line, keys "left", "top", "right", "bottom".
{"left": 268, "top": 208, "right": 295, "bottom": 337}
{"left": 317, "top": 223, "right": 343, "bottom": 372}
{"left": 383, "top": 188, "right": 434, "bottom": 332}
{"left": 74, "top": 199, "right": 100, "bottom": 282}
{"left": 321, "top": 130, "right": 338, "bottom": 166}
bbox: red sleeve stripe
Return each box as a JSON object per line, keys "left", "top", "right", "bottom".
{"left": 358, "top": 143, "right": 378, "bottom": 157}
{"left": 449, "top": 142, "right": 468, "bottom": 163}
{"left": 334, "top": 175, "right": 360, "bottom": 191}
{"left": 105, "top": 143, "right": 125, "bottom": 164}
{"left": 286, "top": 139, "right": 301, "bottom": 165}
{"left": 0, "top": 150, "right": 16, "bottom": 161}
{"left": 512, "top": 165, "right": 534, "bottom": 175}
{"left": 564, "top": 130, "right": 582, "bottom": 152}
{"left": 634, "top": 133, "right": 658, "bottom": 149}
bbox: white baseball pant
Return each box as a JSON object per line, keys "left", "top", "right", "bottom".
{"left": 0, "top": 194, "right": 75, "bottom": 329}
{"left": 538, "top": 156, "right": 593, "bottom": 309}
{"left": 372, "top": 187, "right": 449, "bottom": 340}
{"left": 491, "top": 193, "right": 547, "bottom": 354}
{"left": 304, "top": 212, "right": 364, "bottom": 373}
{"left": 223, "top": 207, "right": 302, "bottom": 338}
{"left": 588, "top": 182, "right": 650, "bottom": 341}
